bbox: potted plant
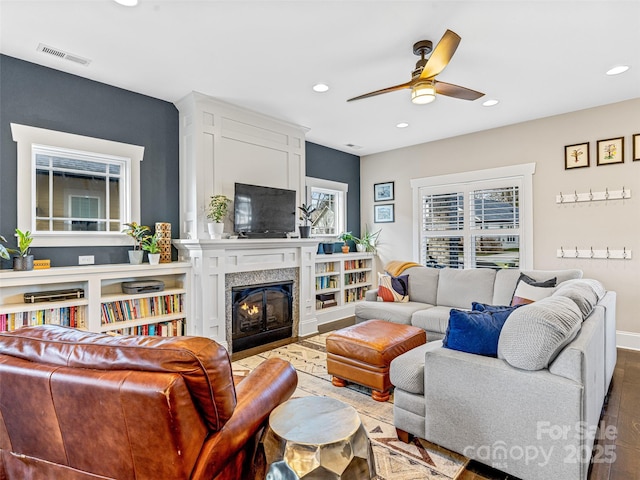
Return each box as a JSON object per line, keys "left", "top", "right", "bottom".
{"left": 338, "top": 232, "right": 354, "bottom": 253}
{"left": 7, "top": 229, "right": 34, "bottom": 271}
{"left": 122, "top": 222, "right": 150, "bottom": 264}
{"left": 298, "top": 203, "right": 316, "bottom": 238}
{"left": 0, "top": 235, "right": 11, "bottom": 262}
{"left": 207, "top": 195, "right": 231, "bottom": 239}
{"left": 142, "top": 232, "right": 161, "bottom": 265}
{"left": 353, "top": 227, "right": 381, "bottom": 253}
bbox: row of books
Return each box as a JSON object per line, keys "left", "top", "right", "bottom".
{"left": 105, "top": 319, "right": 185, "bottom": 337}
{"left": 315, "top": 276, "right": 338, "bottom": 290}
{"left": 0, "top": 306, "right": 86, "bottom": 332}
{"left": 344, "top": 286, "right": 369, "bottom": 303}
{"left": 345, "top": 271, "right": 369, "bottom": 285}
{"left": 315, "top": 262, "right": 337, "bottom": 273}
{"left": 345, "top": 259, "right": 368, "bottom": 270}
{"left": 101, "top": 294, "right": 184, "bottom": 324}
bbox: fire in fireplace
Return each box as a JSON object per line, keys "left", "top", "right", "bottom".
{"left": 231, "top": 281, "right": 293, "bottom": 352}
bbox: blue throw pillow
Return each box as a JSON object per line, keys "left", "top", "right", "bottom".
{"left": 443, "top": 304, "right": 521, "bottom": 357}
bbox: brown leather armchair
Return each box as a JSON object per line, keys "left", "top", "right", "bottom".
{"left": 0, "top": 325, "right": 297, "bottom": 480}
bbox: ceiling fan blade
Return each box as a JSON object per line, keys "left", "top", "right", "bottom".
{"left": 347, "top": 81, "right": 412, "bottom": 102}
{"left": 435, "top": 80, "right": 484, "bottom": 101}
{"left": 419, "top": 29, "right": 461, "bottom": 80}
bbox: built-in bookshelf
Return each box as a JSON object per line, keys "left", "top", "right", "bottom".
{"left": 0, "top": 263, "right": 191, "bottom": 337}
{"left": 314, "top": 252, "right": 374, "bottom": 325}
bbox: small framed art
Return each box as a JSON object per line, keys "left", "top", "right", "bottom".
{"left": 633, "top": 134, "right": 640, "bottom": 161}
{"left": 564, "top": 142, "right": 589, "bottom": 169}
{"left": 374, "top": 203, "right": 394, "bottom": 223}
{"left": 597, "top": 137, "right": 624, "bottom": 165}
{"left": 374, "top": 181, "right": 394, "bottom": 202}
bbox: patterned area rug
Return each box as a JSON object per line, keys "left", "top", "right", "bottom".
{"left": 232, "top": 333, "right": 469, "bottom": 480}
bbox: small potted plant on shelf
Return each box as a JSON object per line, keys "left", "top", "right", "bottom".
{"left": 122, "top": 222, "right": 150, "bottom": 264}
{"left": 353, "top": 227, "right": 381, "bottom": 253}
{"left": 0, "top": 235, "right": 11, "bottom": 263}
{"left": 338, "top": 232, "right": 354, "bottom": 253}
{"left": 298, "top": 203, "right": 316, "bottom": 238}
{"left": 142, "top": 232, "right": 161, "bottom": 265}
{"left": 13, "top": 229, "right": 34, "bottom": 271}
{"left": 207, "top": 194, "right": 231, "bottom": 239}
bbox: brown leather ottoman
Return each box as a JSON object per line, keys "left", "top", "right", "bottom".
{"left": 326, "top": 320, "right": 426, "bottom": 402}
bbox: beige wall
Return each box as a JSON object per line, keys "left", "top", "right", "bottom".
{"left": 361, "top": 98, "right": 640, "bottom": 342}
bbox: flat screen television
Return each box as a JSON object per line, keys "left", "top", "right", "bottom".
{"left": 234, "top": 183, "right": 296, "bottom": 238}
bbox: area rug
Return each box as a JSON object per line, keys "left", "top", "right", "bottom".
{"left": 232, "top": 333, "right": 469, "bottom": 480}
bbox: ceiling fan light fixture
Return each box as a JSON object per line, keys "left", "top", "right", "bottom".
{"left": 606, "top": 65, "right": 629, "bottom": 76}
{"left": 313, "top": 83, "right": 329, "bottom": 93}
{"left": 411, "top": 80, "right": 436, "bottom": 105}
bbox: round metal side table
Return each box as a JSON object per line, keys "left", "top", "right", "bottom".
{"left": 261, "top": 396, "right": 376, "bottom": 479}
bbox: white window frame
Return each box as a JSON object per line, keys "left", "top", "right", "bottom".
{"left": 305, "top": 176, "right": 348, "bottom": 239}
{"left": 410, "top": 163, "right": 536, "bottom": 270}
{"left": 11, "top": 123, "right": 144, "bottom": 247}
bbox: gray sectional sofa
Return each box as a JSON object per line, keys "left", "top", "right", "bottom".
{"left": 355, "top": 266, "right": 617, "bottom": 480}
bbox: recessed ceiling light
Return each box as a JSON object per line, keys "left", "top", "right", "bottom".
{"left": 114, "top": 0, "right": 138, "bottom": 6}
{"left": 396, "top": 122, "right": 409, "bottom": 128}
{"left": 312, "top": 83, "right": 329, "bottom": 93}
{"left": 606, "top": 65, "right": 630, "bottom": 76}
{"left": 482, "top": 99, "right": 499, "bottom": 107}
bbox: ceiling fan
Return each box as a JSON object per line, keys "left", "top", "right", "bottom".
{"left": 347, "top": 29, "right": 484, "bottom": 105}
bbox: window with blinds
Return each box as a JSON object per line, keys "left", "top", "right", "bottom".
{"left": 419, "top": 181, "right": 521, "bottom": 269}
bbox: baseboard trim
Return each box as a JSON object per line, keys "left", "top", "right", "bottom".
{"left": 616, "top": 330, "right": 640, "bottom": 351}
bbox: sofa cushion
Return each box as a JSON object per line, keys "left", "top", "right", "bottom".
{"left": 355, "top": 300, "right": 431, "bottom": 325}
{"left": 493, "top": 268, "right": 583, "bottom": 305}
{"left": 511, "top": 273, "right": 556, "bottom": 306}
{"left": 390, "top": 341, "right": 442, "bottom": 395}
{"left": 443, "top": 304, "right": 520, "bottom": 357}
{"left": 411, "top": 306, "right": 452, "bottom": 334}
{"left": 404, "top": 266, "right": 440, "bottom": 305}
{"left": 436, "top": 268, "right": 497, "bottom": 308}
{"left": 498, "top": 296, "right": 583, "bottom": 370}
{"left": 377, "top": 272, "right": 409, "bottom": 302}
{"left": 553, "top": 279, "right": 605, "bottom": 316}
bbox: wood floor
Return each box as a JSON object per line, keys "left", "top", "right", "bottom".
{"left": 458, "top": 347, "right": 640, "bottom": 480}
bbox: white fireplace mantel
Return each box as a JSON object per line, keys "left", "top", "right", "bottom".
{"left": 173, "top": 238, "right": 319, "bottom": 350}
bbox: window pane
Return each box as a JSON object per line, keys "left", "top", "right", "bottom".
{"left": 470, "top": 187, "right": 519, "bottom": 230}
{"left": 472, "top": 235, "right": 520, "bottom": 269}
{"left": 310, "top": 190, "right": 337, "bottom": 235}
{"left": 35, "top": 169, "right": 50, "bottom": 217}
{"left": 34, "top": 147, "right": 124, "bottom": 233}
{"left": 422, "top": 236, "right": 464, "bottom": 269}
{"left": 422, "top": 193, "right": 464, "bottom": 231}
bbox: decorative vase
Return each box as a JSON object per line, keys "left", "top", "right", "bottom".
{"left": 148, "top": 253, "right": 161, "bottom": 265}
{"left": 356, "top": 244, "right": 366, "bottom": 252}
{"left": 128, "top": 250, "right": 144, "bottom": 265}
{"left": 322, "top": 243, "right": 334, "bottom": 254}
{"left": 13, "top": 255, "right": 34, "bottom": 271}
{"left": 155, "top": 222, "right": 172, "bottom": 263}
{"left": 341, "top": 244, "right": 349, "bottom": 254}
{"left": 299, "top": 226, "right": 311, "bottom": 238}
{"left": 208, "top": 222, "right": 224, "bottom": 239}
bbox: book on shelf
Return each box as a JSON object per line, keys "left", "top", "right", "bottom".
{"left": 101, "top": 293, "right": 184, "bottom": 325}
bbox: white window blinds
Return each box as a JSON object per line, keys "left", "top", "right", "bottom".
{"left": 419, "top": 179, "right": 522, "bottom": 269}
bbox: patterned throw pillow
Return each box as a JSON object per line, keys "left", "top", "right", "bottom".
{"left": 511, "top": 273, "right": 556, "bottom": 306}
{"left": 377, "top": 273, "right": 409, "bottom": 303}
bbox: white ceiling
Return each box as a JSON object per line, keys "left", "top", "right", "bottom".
{"left": 1, "top": 1, "right": 639, "bottom": 156}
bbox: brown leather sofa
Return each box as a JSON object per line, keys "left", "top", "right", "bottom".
{"left": 0, "top": 325, "right": 297, "bottom": 480}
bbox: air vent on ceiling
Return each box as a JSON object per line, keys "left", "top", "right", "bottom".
{"left": 37, "top": 43, "right": 91, "bottom": 66}
{"left": 345, "top": 143, "right": 363, "bottom": 150}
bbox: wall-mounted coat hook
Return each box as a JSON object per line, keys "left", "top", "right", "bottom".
{"left": 557, "top": 246, "right": 632, "bottom": 260}
{"left": 555, "top": 187, "right": 631, "bottom": 203}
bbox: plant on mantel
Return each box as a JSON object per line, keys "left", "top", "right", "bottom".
{"left": 207, "top": 195, "right": 231, "bottom": 223}
{"left": 298, "top": 203, "right": 316, "bottom": 238}
{"left": 353, "top": 227, "right": 381, "bottom": 253}
{"left": 122, "top": 222, "right": 150, "bottom": 250}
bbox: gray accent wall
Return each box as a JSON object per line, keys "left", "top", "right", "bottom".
{"left": 0, "top": 54, "right": 179, "bottom": 267}
{"left": 305, "top": 142, "right": 361, "bottom": 237}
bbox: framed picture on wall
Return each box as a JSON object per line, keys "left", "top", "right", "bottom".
{"left": 374, "top": 181, "right": 394, "bottom": 202}
{"left": 597, "top": 137, "right": 624, "bottom": 165}
{"left": 564, "top": 142, "right": 589, "bottom": 169}
{"left": 374, "top": 203, "right": 394, "bottom": 223}
{"left": 633, "top": 134, "right": 640, "bottom": 161}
